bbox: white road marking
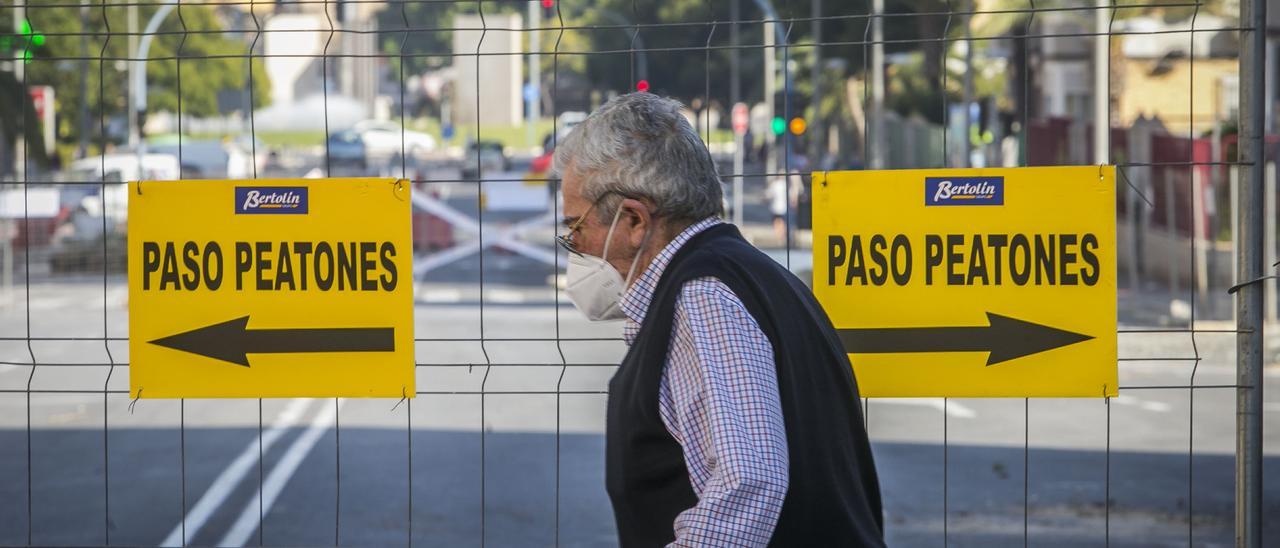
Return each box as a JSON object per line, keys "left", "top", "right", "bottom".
{"left": 26, "top": 296, "right": 77, "bottom": 311}
{"left": 160, "top": 398, "right": 314, "bottom": 547}
{"left": 84, "top": 287, "right": 129, "bottom": 310}
{"left": 108, "top": 286, "right": 128, "bottom": 306}
{"left": 486, "top": 289, "right": 525, "bottom": 304}
{"left": 219, "top": 399, "right": 344, "bottom": 547}
{"left": 419, "top": 288, "right": 463, "bottom": 303}
{"left": 1113, "top": 395, "right": 1172, "bottom": 413}
{"left": 874, "top": 398, "right": 977, "bottom": 418}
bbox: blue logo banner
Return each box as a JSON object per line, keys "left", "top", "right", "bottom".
{"left": 924, "top": 177, "right": 1004, "bottom": 206}
{"left": 235, "top": 187, "right": 309, "bottom": 215}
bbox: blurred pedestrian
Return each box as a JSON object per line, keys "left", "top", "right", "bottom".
{"left": 766, "top": 172, "right": 800, "bottom": 245}
{"left": 555, "top": 92, "right": 884, "bottom": 547}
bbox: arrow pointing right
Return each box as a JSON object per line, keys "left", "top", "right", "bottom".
{"left": 837, "top": 312, "right": 1093, "bottom": 366}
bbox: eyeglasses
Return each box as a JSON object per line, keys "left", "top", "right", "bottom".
{"left": 557, "top": 191, "right": 649, "bottom": 255}
{"left": 556, "top": 200, "right": 598, "bottom": 256}
{"left": 558, "top": 190, "right": 629, "bottom": 255}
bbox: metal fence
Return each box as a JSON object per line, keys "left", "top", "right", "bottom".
{"left": 0, "top": 0, "right": 1273, "bottom": 546}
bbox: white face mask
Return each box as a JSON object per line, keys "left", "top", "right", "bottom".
{"left": 565, "top": 206, "right": 648, "bottom": 321}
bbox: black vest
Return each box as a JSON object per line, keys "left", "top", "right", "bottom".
{"left": 606, "top": 224, "right": 885, "bottom": 547}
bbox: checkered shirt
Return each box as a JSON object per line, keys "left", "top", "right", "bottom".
{"left": 620, "top": 217, "right": 789, "bottom": 548}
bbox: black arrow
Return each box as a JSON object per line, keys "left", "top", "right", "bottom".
{"left": 149, "top": 316, "right": 395, "bottom": 367}
{"left": 837, "top": 312, "right": 1093, "bottom": 366}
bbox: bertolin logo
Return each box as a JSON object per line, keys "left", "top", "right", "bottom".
{"left": 235, "top": 186, "right": 308, "bottom": 215}
{"left": 925, "top": 176, "right": 1004, "bottom": 206}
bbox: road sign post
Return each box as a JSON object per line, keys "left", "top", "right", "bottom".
{"left": 128, "top": 178, "right": 415, "bottom": 398}
{"left": 28, "top": 85, "right": 54, "bottom": 154}
{"left": 732, "top": 102, "right": 749, "bottom": 227}
{"left": 812, "top": 167, "right": 1118, "bottom": 397}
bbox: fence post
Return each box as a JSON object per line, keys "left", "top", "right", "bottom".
{"left": 1236, "top": 0, "right": 1265, "bottom": 545}
{"left": 1265, "top": 162, "right": 1276, "bottom": 325}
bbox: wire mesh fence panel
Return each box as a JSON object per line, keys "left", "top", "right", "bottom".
{"left": 0, "top": 0, "right": 1273, "bottom": 546}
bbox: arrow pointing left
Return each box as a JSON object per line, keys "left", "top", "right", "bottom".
{"left": 149, "top": 316, "right": 395, "bottom": 367}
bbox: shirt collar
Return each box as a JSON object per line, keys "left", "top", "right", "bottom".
{"left": 620, "top": 217, "right": 722, "bottom": 327}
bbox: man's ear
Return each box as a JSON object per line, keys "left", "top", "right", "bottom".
{"left": 617, "top": 198, "right": 651, "bottom": 248}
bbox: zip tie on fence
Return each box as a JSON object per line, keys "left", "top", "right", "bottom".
{"left": 128, "top": 389, "right": 142, "bottom": 414}
{"left": 1228, "top": 275, "right": 1279, "bottom": 295}
{"left": 1227, "top": 260, "right": 1280, "bottom": 294}
{"left": 1116, "top": 165, "right": 1157, "bottom": 207}
{"left": 391, "top": 386, "right": 408, "bottom": 412}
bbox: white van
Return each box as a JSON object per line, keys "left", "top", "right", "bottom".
{"left": 69, "top": 152, "right": 181, "bottom": 183}
{"left": 64, "top": 152, "right": 180, "bottom": 229}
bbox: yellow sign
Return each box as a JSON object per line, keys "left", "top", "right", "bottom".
{"left": 812, "top": 167, "right": 1117, "bottom": 397}
{"left": 128, "top": 178, "right": 414, "bottom": 398}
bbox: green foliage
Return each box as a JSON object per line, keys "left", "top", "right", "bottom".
{"left": 142, "top": 6, "right": 272, "bottom": 115}
{"left": 368, "top": 0, "right": 1014, "bottom": 122}
{"left": 17, "top": 3, "right": 269, "bottom": 152}
{"left": 376, "top": 1, "right": 528, "bottom": 76}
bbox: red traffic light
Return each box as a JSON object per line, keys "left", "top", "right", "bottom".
{"left": 636, "top": 79, "right": 650, "bottom": 92}
{"left": 541, "top": 0, "right": 554, "bottom": 8}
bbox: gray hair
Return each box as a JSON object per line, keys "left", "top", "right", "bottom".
{"left": 554, "top": 93, "right": 724, "bottom": 225}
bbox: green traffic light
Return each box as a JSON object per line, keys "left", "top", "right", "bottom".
{"left": 771, "top": 117, "right": 785, "bottom": 135}
{"left": 14, "top": 20, "right": 45, "bottom": 63}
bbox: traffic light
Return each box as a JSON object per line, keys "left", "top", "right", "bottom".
{"left": 542, "top": 0, "right": 555, "bottom": 18}
{"left": 789, "top": 117, "right": 806, "bottom": 136}
{"left": 771, "top": 116, "right": 786, "bottom": 136}
{"left": 0, "top": 20, "right": 45, "bottom": 63}
{"left": 636, "top": 79, "right": 650, "bottom": 93}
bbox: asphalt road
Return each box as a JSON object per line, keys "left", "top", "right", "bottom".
{"left": 0, "top": 279, "right": 1277, "bottom": 547}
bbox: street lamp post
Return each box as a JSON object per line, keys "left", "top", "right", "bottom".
{"left": 751, "top": 0, "right": 788, "bottom": 178}
{"left": 132, "top": 2, "right": 178, "bottom": 173}
{"left": 13, "top": 0, "right": 25, "bottom": 182}
{"left": 527, "top": 0, "right": 541, "bottom": 149}
{"left": 869, "top": 0, "right": 885, "bottom": 169}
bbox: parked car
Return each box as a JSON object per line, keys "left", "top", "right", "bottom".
{"left": 326, "top": 129, "right": 367, "bottom": 169}
{"left": 529, "top": 127, "right": 576, "bottom": 175}
{"left": 557, "top": 111, "right": 587, "bottom": 132}
{"left": 461, "top": 140, "right": 509, "bottom": 179}
{"left": 68, "top": 152, "right": 181, "bottom": 183}
{"left": 353, "top": 120, "right": 436, "bottom": 160}
{"left": 49, "top": 153, "right": 159, "bottom": 273}
{"left": 148, "top": 137, "right": 259, "bottom": 179}
{"left": 327, "top": 121, "right": 437, "bottom": 170}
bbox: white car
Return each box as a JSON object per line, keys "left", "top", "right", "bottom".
{"left": 557, "top": 111, "right": 587, "bottom": 132}
{"left": 352, "top": 120, "right": 436, "bottom": 161}
{"left": 69, "top": 152, "right": 181, "bottom": 182}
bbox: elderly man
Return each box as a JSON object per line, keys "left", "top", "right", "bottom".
{"left": 555, "top": 93, "right": 884, "bottom": 547}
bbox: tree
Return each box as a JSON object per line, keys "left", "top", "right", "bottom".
{"left": 375, "top": 1, "right": 531, "bottom": 76}
{"left": 12, "top": 3, "right": 269, "bottom": 159}
{"left": 561, "top": 0, "right": 928, "bottom": 113}
{"left": 366, "top": 0, "right": 1018, "bottom": 127}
